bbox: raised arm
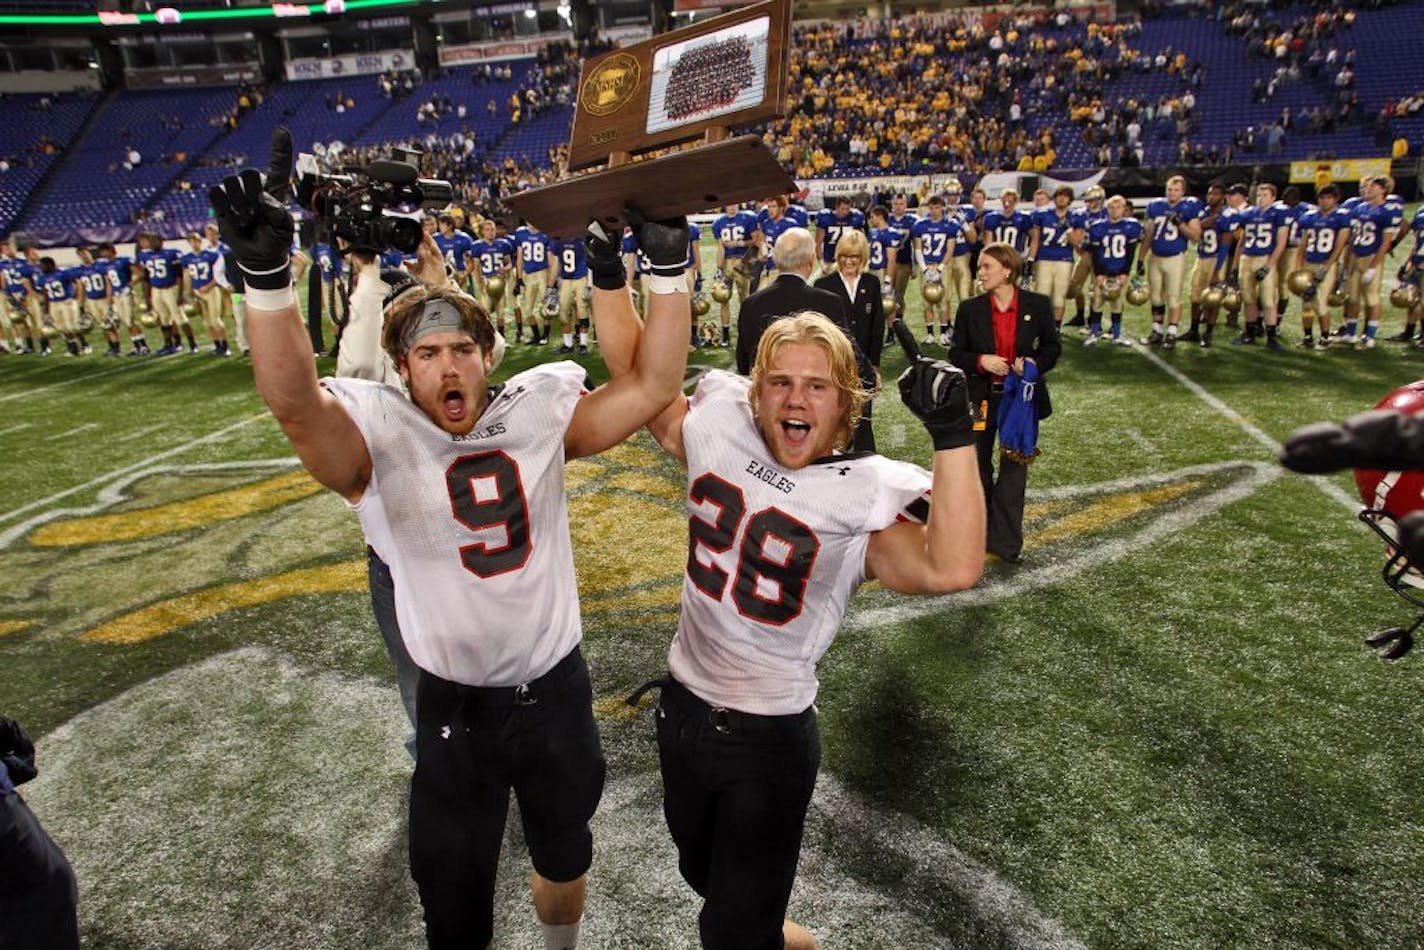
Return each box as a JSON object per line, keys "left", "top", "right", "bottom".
{"left": 565, "top": 213, "right": 691, "bottom": 460}
{"left": 210, "top": 129, "right": 372, "bottom": 502}
{"left": 866, "top": 346, "right": 984, "bottom": 593}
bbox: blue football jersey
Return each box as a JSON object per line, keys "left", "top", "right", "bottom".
{"left": 910, "top": 216, "right": 961, "bottom": 265}
{"left": 886, "top": 211, "right": 919, "bottom": 265}
{"left": 1088, "top": 217, "right": 1143, "bottom": 276}
{"left": 514, "top": 226, "right": 552, "bottom": 274}
{"left": 556, "top": 238, "right": 588, "bottom": 280}
{"left": 75, "top": 262, "right": 110, "bottom": 300}
{"left": 816, "top": 208, "right": 867, "bottom": 263}
{"left": 1298, "top": 206, "right": 1351, "bottom": 265}
{"left": 867, "top": 227, "right": 898, "bottom": 272}
{"left": 1146, "top": 197, "right": 1204, "bottom": 257}
{"left": 713, "top": 211, "right": 758, "bottom": 260}
{"left": 1236, "top": 205, "right": 1288, "bottom": 259}
{"left": 983, "top": 208, "right": 1034, "bottom": 253}
{"left": 1032, "top": 208, "right": 1080, "bottom": 263}
{"left": 1350, "top": 200, "right": 1403, "bottom": 257}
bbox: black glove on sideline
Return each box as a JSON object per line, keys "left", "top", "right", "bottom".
{"left": 898, "top": 357, "right": 975, "bottom": 451}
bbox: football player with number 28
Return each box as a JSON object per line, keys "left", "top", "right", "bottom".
{"left": 626, "top": 313, "right": 984, "bottom": 950}
{"left": 210, "top": 127, "right": 692, "bottom": 950}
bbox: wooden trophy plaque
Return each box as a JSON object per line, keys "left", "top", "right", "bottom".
{"left": 503, "top": 0, "right": 795, "bottom": 238}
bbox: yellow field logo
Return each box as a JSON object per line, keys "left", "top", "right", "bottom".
{"left": 0, "top": 449, "right": 1276, "bottom": 647}
{"left": 580, "top": 53, "right": 642, "bottom": 117}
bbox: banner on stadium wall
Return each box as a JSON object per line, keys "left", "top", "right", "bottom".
{"left": 128, "top": 65, "right": 262, "bottom": 89}
{"left": 1289, "top": 158, "right": 1390, "bottom": 186}
{"left": 801, "top": 169, "right": 1107, "bottom": 206}
{"left": 436, "top": 38, "right": 560, "bottom": 67}
{"left": 285, "top": 49, "right": 415, "bottom": 81}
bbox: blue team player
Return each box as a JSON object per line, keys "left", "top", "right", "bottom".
{"left": 138, "top": 234, "right": 193, "bottom": 354}
{"left": 434, "top": 214, "right": 475, "bottom": 288}
{"left": 815, "top": 196, "right": 866, "bottom": 269}
{"left": 712, "top": 203, "right": 758, "bottom": 339}
{"left": 1140, "top": 176, "right": 1205, "bottom": 348}
{"left": 910, "top": 195, "right": 963, "bottom": 345}
{"left": 1084, "top": 195, "right": 1143, "bottom": 346}
{"left": 470, "top": 219, "right": 515, "bottom": 336}
{"left": 1228, "top": 182, "right": 1290, "bottom": 350}
{"left": 1028, "top": 186, "right": 1084, "bottom": 327}
{"left": 513, "top": 220, "right": 553, "bottom": 344}
{"left": 1292, "top": 185, "right": 1352, "bottom": 348}
{"left": 552, "top": 234, "right": 590, "bottom": 354}
{"left": 1342, "top": 174, "right": 1405, "bottom": 349}
{"left": 34, "top": 257, "right": 85, "bottom": 356}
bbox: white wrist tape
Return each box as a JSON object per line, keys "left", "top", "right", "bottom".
{"left": 243, "top": 284, "right": 296, "bottom": 311}
{"left": 645, "top": 274, "right": 687, "bottom": 296}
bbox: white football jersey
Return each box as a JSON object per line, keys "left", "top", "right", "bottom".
{"left": 322, "top": 362, "right": 589, "bottom": 687}
{"left": 668, "top": 371, "right": 932, "bottom": 715}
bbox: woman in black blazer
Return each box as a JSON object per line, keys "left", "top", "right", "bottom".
{"left": 948, "top": 242, "right": 1061, "bottom": 563}
{"left": 813, "top": 229, "right": 885, "bottom": 451}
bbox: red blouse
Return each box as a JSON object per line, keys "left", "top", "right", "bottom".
{"left": 979, "top": 287, "right": 1019, "bottom": 381}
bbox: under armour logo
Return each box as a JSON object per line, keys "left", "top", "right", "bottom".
{"left": 440, "top": 725, "right": 451, "bottom": 740}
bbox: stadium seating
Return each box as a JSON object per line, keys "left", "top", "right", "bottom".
{"left": 0, "top": 92, "right": 99, "bottom": 234}
{"left": 17, "top": 87, "right": 236, "bottom": 233}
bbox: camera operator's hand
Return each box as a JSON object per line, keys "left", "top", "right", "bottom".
{"left": 626, "top": 206, "right": 690, "bottom": 282}
{"left": 585, "top": 220, "right": 626, "bottom": 291}
{"left": 898, "top": 357, "right": 974, "bottom": 451}
{"left": 0, "top": 716, "right": 37, "bottom": 787}
{"left": 1280, "top": 409, "right": 1424, "bottom": 474}
{"left": 208, "top": 127, "right": 295, "bottom": 292}
{"left": 410, "top": 231, "right": 451, "bottom": 289}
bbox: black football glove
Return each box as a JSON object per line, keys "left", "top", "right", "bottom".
{"left": 1279, "top": 410, "right": 1424, "bottom": 475}
{"left": 0, "top": 716, "right": 37, "bottom": 787}
{"left": 1398, "top": 263, "right": 1416, "bottom": 283}
{"left": 1254, "top": 266, "right": 1270, "bottom": 283}
{"left": 207, "top": 126, "right": 295, "bottom": 291}
{"left": 1135, "top": 261, "right": 1145, "bottom": 278}
{"left": 1166, "top": 212, "right": 1183, "bottom": 227}
{"left": 585, "top": 220, "right": 626, "bottom": 291}
{"left": 898, "top": 356, "right": 974, "bottom": 451}
{"left": 627, "top": 206, "right": 690, "bottom": 277}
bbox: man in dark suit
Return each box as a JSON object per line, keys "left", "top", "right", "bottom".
{"left": 948, "top": 243, "right": 1062, "bottom": 563}
{"left": 735, "top": 227, "right": 850, "bottom": 376}
{"left": 814, "top": 229, "right": 885, "bottom": 450}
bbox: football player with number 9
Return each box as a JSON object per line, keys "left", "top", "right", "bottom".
{"left": 210, "top": 127, "right": 692, "bottom": 950}
{"left": 632, "top": 311, "right": 984, "bottom": 949}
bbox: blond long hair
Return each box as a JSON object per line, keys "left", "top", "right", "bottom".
{"left": 748, "top": 312, "right": 867, "bottom": 453}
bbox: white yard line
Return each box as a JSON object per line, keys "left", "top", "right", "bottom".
{"left": 0, "top": 422, "right": 33, "bottom": 438}
{"left": 45, "top": 422, "right": 100, "bottom": 441}
{"left": 0, "top": 415, "right": 269, "bottom": 529}
{"left": 1131, "top": 345, "right": 1360, "bottom": 514}
{"left": 115, "top": 424, "right": 169, "bottom": 444}
{"left": 0, "top": 360, "right": 142, "bottom": 403}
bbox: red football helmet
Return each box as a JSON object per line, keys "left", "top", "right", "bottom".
{"left": 1355, "top": 380, "right": 1424, "bottom": 657}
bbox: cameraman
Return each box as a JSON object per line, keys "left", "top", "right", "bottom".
{"left": 0, "top": 716, "right": 80, "bottom": 950}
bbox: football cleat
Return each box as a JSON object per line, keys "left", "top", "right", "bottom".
{"left": 1162, "top": 334, "right": 1176, "bottom": 350}
{"left": 1112, "top": 335, "right": 1131, "bottom": 346}
{"left": 1316, "top": 336, "right": 1332, "bottom": 350}
{"left": 1140, "top": 330, "right": 1164, "bottom": 346}
{"left": 1179, "top": 328, "right": 1201, "bottom": 343}
{"left": 1230, "top": 334, "right": 1254, "bottom": 346}
{"left": 1356, "top": 336, "right": 1377, "bottom": 350}
{"left": 1083, "top": 333, "right": 1101, "bottom": 347}
{"left": 1265, "top": 337, "right": 1285, "bottom": 352}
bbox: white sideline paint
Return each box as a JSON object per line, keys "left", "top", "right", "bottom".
{"left": 0, "top": 422, "right": 33, "bottom": 437}
{"left": 30, "top": 648, "right": 1086, "bottom": 949}
{"left": 0, "top": 415, "right": 269, "bottom": 534}
{"left": 1131, "top": 345, "right": 1360, "bottom": 514}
